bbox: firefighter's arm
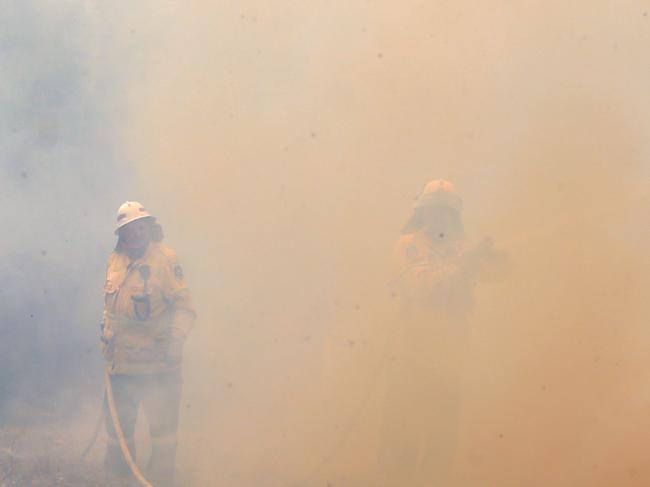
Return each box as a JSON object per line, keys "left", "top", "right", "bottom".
{"left": 167, "top": 309, "right": 193, "bottom": 363}
{"left": 100, "top": 308, "right": 110, "bottom": 341}
{"left": 395, "top": 240, "right": 460, "bottom": 286}
{"left": 161, "top": 252, "right": 196, "bottom": 362}
{"left": 100, "top": 303, "right": 115, "bottom": 360}
{"left": 100, "top": 258, "right": 116, "bottom": 359}
{"left": 166, "top": 276, "right": 196, "bottom": 338}
{"left": 461, "top": 237, "right": 510, "bottom": 281}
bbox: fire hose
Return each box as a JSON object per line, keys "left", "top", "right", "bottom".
{"left": 103, "top": 367, "right": 154, "bottom": 487}
{"left": 79, "top": 368, "right": 155, "bottom": 486}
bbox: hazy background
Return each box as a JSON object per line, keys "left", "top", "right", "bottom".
{"left": 0, "top": 1, "right": 136, "bottom": 422}
{"left": 2, "top": 1, "right": 650, "bottom": 486}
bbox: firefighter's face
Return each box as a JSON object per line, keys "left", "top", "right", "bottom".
{"left": 120, "top": 218, "right": 152, "bottom": 248}
{"left": 424, "top": 206, "right": 459, "bottom": 229}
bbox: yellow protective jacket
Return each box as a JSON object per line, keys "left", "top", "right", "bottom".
{"left": 392, "top": 230, "right": 473, "bottom": 318}
{"left": 101, "top": 242, "right": 196, "bottom": 375}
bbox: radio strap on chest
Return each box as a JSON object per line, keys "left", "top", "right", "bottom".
{"left": 132, "top": 264, "right": 152, "bottom": 321}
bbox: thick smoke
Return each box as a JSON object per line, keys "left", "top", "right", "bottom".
{"left": 0, "top": 0, "right": 136, "bottom": 423}
{"left": 117, "top": 3, "right": 650, "bottom": 486}
{"left": 3, "top": 1, "right": 650, "bottom": 486}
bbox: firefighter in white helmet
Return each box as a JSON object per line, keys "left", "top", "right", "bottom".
{"left": 379, "top": 180, "right": 503, "bottom": 487}
{"left": 101, "top": 201, "right": 195, "bottom": 486}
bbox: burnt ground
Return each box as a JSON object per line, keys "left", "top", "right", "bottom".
{"left": 0, "top": 417, "right": 131, "bottom": 487}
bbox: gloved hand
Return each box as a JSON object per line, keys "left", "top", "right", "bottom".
{"left": 166, "top": 337, "right": 185, "bottom": 366}
{"left": 100, "top": 325, "right": 115, "bottom": 360}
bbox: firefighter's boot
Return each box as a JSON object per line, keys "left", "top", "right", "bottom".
{"left": 147, "top": 442, "right": 177, "bottom": 487}
{"left": 104, "top": 440, "right": 135, "bottom": 479}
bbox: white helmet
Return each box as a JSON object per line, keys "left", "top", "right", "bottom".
{"left": 114, "top": 201, "right": 155, "bottom": 234}
{"left": 413, "top": 179, "right": 462, "bottom": 211}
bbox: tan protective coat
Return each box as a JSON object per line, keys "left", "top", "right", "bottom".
{"left": 102, "top": 242, "right": 195, "bottom": 375}
{"left": 392, "top": 230, "right": 473, "bottom": 317}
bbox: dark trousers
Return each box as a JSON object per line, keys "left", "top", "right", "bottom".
{"left": 104, "top": 371, "right": 182, "bottom": 486}
{"left": 378, "top": 319, "right": 467, "bottom": 487}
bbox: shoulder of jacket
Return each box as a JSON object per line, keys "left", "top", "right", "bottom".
{"left": 395, "top": 233, "right": 416, "bottom": 248}
{"left": 107, "top": 251, "right": 124, "bottom": 267}
{"left": 151, "top": 243, "right": 179, "bottom": 264}
{"left": 394, "top": 233, "right": 419, "bottom": 253}
{"left": 394, "top": 234, "right": 422, "bottom": 262}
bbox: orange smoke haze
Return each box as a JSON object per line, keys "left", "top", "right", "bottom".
{"left": 90, "top": 1, "right": 650, "bottom": 485}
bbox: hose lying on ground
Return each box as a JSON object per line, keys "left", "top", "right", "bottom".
{"left": 104, "top": 367, "right": 154, "bottom": 487}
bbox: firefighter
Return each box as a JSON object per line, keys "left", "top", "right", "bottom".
{"left": 392, "top": 179, "right": 472, "bottom": 316}
{"left": 379, "top": 180, "right": 497, "bottom": 487}
{"left": 100, "top": 201, "right": 195, "bottom": 486}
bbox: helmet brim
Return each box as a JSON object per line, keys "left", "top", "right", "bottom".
{"left": 114, "top": 215, "right": 156, "bottom": 235}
